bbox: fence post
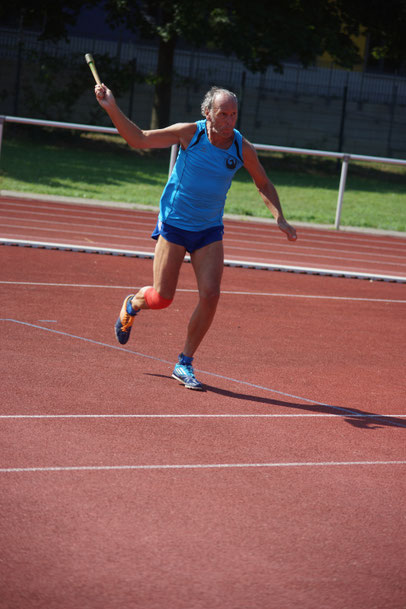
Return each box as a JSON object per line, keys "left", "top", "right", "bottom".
{"left": 237, "top": 71, "right": 246, "bottom": 132}
{"left": 128, "top": 58, "right": 137, "bottom": 120}
{"left": 0, "top": 116, "right": 4, "bottom": 161}
{"left": 169, "top": 144, "right": 178, "bottom": 176}
{"left": 335, "top": 155, "right": 350, "bottom": 230}
{"left": 338, "top": 83, "right": 348, "bottom": 153}
{"left": 14, "top": 10, "right": 25, "bottom": 116}
{"left": 386, "top": 83, "right": 398, "bottom": 157}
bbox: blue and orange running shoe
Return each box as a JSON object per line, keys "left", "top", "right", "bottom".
{"left": 115, "top": 294, "right": 138, "bottom": 344}
{"left": 172, "top": 353, "right": 203, "bottom": 391}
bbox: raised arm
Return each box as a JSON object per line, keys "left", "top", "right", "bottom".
{"left": 95, "top": 83, "right": 196, "bottom": 150}
{"left": 242, "top": 139, "right": 297, "bottom": 241}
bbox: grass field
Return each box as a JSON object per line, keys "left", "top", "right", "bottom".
{"left": 1, "top": 126, "right": 405, "bottom": 231}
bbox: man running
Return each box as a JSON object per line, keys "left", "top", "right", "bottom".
{"left": 95, "top": 84, "right": 297, "bottom": 390}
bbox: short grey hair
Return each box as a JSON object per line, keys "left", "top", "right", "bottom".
{"left": 201, "top": 86, "right": 238, "bottom": 117}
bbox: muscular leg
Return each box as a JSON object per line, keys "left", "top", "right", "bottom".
{"left": 131, "top": 235, "right": 186, "bottom": 310}
{"left": 182, "top": 239, "right": 224, "bottom": 357}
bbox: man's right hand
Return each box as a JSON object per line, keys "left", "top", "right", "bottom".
{"left": 95, "top": 84, "right": 115, "bottom": 110}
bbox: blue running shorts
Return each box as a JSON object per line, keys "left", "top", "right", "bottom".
{"left": 151, "top": 220, "right": 224, "bottom": 254}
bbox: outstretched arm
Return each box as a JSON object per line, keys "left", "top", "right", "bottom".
{"left": 242, "top": 139, "right": 297, "bottom": 241}
{"left": 95, "top": 83, "right": 196, "bottom": 150}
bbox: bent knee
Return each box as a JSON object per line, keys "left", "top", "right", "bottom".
{"left": 144, "top": 287, "right": 173, "bottom": 310}
{"left": 199, "top": 288, "right": 221, "bottom": 306}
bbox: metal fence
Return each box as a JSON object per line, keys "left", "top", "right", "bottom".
{"left": 1, "top": 114, "right": 406, "bottom": 230}
{"left": 1, "top": 26, "right": 405, "bottom": 106}
{"left": 1, "top": 27, "right": 406, "bottom": 159}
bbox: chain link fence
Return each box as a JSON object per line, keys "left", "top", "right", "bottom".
{"left": 1, "top": 27, "right": 405, "bottom": 158}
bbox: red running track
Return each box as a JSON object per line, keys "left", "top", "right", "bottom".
{"left": 1, "top": 195, "right": 406, "bottom": 281}
{"left": 0, "top": 197, "right": 406, "bottom": 609}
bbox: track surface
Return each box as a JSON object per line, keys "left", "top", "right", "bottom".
{"left": 1, "top": 195, "right": 406, "bottom": 280}
{"left": 1, "top": 197, "right": 406, "bottom": 609}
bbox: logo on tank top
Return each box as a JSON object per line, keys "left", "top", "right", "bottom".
{"left": 226, "top": 157, "right": 237, "bottom": 170}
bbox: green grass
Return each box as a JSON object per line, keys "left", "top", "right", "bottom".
{"left": 1, "top": 126, "right": 405, "bottom": 231}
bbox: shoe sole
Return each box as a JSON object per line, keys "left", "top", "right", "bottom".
{"left": 115, "top": 316, "right": 131, "bottom": 344}
{"left": 171, "top": 373, "right": 204, "bottom": 391}
{"left": 115, "top": 294, "right": 136, "bottom": 344}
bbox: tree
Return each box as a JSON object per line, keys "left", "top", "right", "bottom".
{"left": 208, "top": 0, "right": 406, "bottom": 73}
{"left": 4, "top": 1, "right": 405, "bottom": 126}
{"left": 338, "top": 0, "right": 406, "bottom": 73}
{"left": 0, "top": 1, "right": 99, "bottom": 41}
{"left": 102, "top": 0, "right": 370, "bottom": 128}
{"left": 103, "top": 0, "right": 222, "bottom": 128}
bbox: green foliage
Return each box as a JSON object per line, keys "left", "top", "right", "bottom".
{"left": 0, "top": 1, "right": 99, "bottom": 41}
{"left": 5, "top": 1, "right": 406, "bottom": 130}
{"left": 101, "top": 0, "right": 373, "bottom": 127}
{"left": 22, "top": 52, "right": 144, "bottom": 123}
{"left": 338, "top": 0, "right": 406, "bottom": 70}
{"left": 104, "top": 0, "right": 365, "bottom": 71}
{"left": 4, "top": 0, "right": 405, "bottom": 71}
{"left": 5, "top": 1, "right": 406, "bottom": 75}
{"left": 206, "top": 1, "right": 362, "bottom": 72}
{"left": 22, "top": 52, "right": 90, "bottom": 121}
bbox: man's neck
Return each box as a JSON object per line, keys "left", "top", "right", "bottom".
{"left": 206, "top": 123, "right": 234, "bottom": 149}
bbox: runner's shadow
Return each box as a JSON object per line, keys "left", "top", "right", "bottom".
{"left": 144, "top": 373, "right": 405, "bottom": 430}
{"left": 204, "top": 384, "right": 405, "bottom": 430}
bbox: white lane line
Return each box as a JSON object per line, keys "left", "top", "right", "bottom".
{"left": 2, "top": 239, "right": 404, "bottom": 281}
{"left": 221, "top": 291, "right": 406, "bottom": 303}
{"left": 2, "top": 216, "right": 405, "bottom": 261}
{"left": 2, "top": 200, "right": 405, "bottom": 249}
{"left": 0, "top": 201, "right": 156, "bottom": 221}
{"left": 4, "top": 238, "right": 405, "bottom": 281}
{"left": 0, "top": 280, "right": 140, "bottom": 289}
{"left": 0, "top": 414, "right": 405, "bottom": 419}
{"left": 1, "top": 281, "right": 405, "bottom": 303}
{"left": 1, "top": 318, "right": 406, "bottom": 429}
{"left": 223, "top": 258, "right": 405, "bottom": 280}
{"left": 0, "top": 215, "right": 150, "bottom": 232}
{"left": 226, "top": 225, "right": 406, "bottom": 248}
{"left": 224, "top": 244, "right": 406, "bottom": 265}
{"left": 225, "top": 232, "right": 406, "bottom": 256}
{"left": 0, "top": 235, "right": 154, "bottom": 253}
{"left": 1, "top": 461, "right": 405, "bottom": 473}
{"left": 0, "top": 211, "right": 155, "bottom": 228}
{"left": 0, "top": 222, "right": 152, "bottom": 241}
{"left": 4, "top": 234, "right": 403, "bottom": 276}
{"left": 2, "top": 221, "right": 405, "bottom": 266}
{"left": 224, "top": 250, "right": 406, "bottom": 268}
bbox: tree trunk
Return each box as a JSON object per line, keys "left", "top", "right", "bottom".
{"left": 150, "top": 36, "right": 177, "bottom": 129}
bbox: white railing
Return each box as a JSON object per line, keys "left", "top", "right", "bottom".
{"left": 1, "top": 114, "right": 405, "bottom": 230}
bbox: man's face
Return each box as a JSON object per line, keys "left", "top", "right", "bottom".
{"left": 206, "top": 93, "right": 238, "bottom": 138}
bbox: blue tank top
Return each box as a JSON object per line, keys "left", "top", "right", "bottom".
{"left": 159, "top": 119, "right": 244, "bottom": 231}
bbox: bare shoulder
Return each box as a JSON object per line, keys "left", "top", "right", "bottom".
{"left": 161, "top": 122, "right": 196, "bottom": 135}
{"left": 157, "top": 122, "right": 197, "bottom": 149}
{"left": 141, "top": 122, "right": 197, "bottom": 149}
{"left": 242, "top": 137, "right": 261, "bottom": 167}
{"left": 173, "top": 122, "right": 198, "bottom": 149}
{"left": 241, "top": 137, "right": 269, "bottom": 185}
